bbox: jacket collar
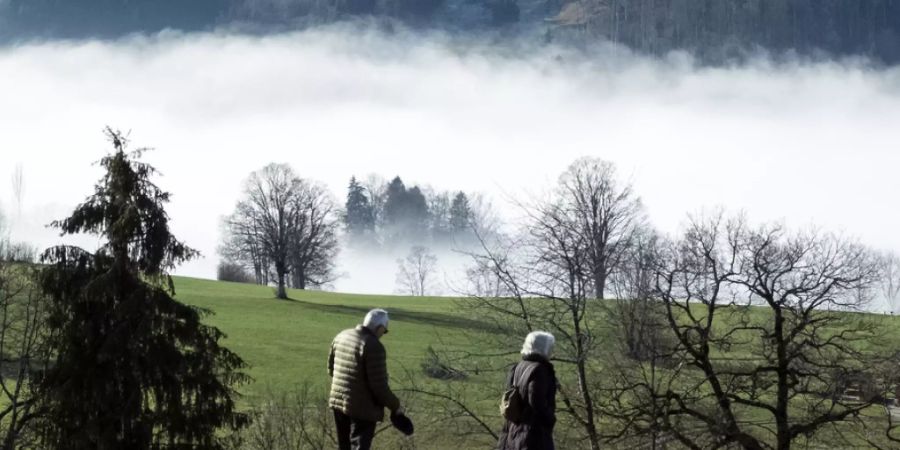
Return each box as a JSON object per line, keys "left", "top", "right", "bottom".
{"left": 522, "top": 353, "right": 556, "bottom": 380}
{"left": 356, "top": 324, "right": 376, "bottom": 337}
{"left": 522, "top": 352, "right": 551, "bottom": 365}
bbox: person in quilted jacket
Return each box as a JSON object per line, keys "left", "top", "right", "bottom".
{"left": 328, "top": 308, "right": 404, "bottom": 450}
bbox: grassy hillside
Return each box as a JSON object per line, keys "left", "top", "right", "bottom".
{"left": 173, "top": 276, "right": 505, "bottom": 448}
{"left": 172, "top": 276, "right": 900, "bottom": 449}
{"left": 172, "top": 276, "right": 495, "bottom": 398}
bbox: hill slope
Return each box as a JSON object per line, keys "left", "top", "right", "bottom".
{"left": 167, "top": 277, "right": 900, "bottom": 449}
{"left": 172, "top": 276, "right": 489, "bottom": 399}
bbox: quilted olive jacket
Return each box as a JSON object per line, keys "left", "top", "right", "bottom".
{"left": 328, "top": 325, "right": 401, "bottom": 422}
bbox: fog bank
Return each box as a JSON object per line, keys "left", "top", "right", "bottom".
{"left": 1, "top": 26, "right": 899, "bottom": 304}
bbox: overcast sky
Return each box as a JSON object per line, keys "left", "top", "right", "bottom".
{"left": 1, "top": 26, "right": 899, "bottom": 304}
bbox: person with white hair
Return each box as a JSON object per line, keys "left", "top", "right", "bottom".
{"left": 328, "top": 308, "right": 406, "bottom": 450}
{"left": 497, "top": 331, "right": 558, "bottom": 450}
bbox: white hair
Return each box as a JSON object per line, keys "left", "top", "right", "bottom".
{"left": 521, "top": 331, "right": 555, "bottom": 359}
{"left": 363, "top": 308, "right": 389, "bottom": 331}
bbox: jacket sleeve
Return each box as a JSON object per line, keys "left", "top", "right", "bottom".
{"left": 526, "top": 366, "right": 556, "bottom": 429}
{"left": 364, "top": 340, "right": 401, "bottom": 412}
{"left": 327, "top": 339, "right": 336, "bottom": 377}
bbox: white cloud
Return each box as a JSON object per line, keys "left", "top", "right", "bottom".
{"left": 1, "top": 26, "right": 899, "bottom": 302}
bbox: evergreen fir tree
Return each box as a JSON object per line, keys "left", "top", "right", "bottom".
{"left": 405, "top": 186, "right": 430, "bottom": 240}
{"left": 382, "top": 176, "right": 430, "bottom": 244}
{"left": 450, "top": 191, "right": 471, "bottom": 232}
{"left": 383, "top": 176, "right": 407, "bottom": 227}
{"left": 344, "top": 176, "right": 374, "bottom": 240}
{"left": 37, "top": 128, "right": 249, "bottom": 450}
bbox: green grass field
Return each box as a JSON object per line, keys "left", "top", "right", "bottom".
{"left": 173, "top": 276, "right": 506, "bottom": 448}
{"left": 171, "top": 275, "right": 900, "bottom": 449}
{"left": 6, "top": 272, "right": 895, "bottom": 448}
{"left": 173, "top": 276, "right": 484, "bottom": 399}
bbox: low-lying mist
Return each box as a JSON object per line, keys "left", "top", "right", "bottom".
{"left": 336, "top": 244, "right": 473, "bottom": 296}
{"left": 1, "top": 24, "right": 899, "bottom": 299}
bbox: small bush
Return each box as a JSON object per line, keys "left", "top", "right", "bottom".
{"left": 217, "top": 261, "right": 254, "bottom": 284}
{"left": 421, "top": 345, "right": 467, "bottom": 381}
{"left": 226, "top": 384, "right": 335, "bottom": 450}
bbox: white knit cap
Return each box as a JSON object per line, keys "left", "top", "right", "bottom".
{"left": 363, "top": 308, "right": 389, "bottom": 332}
{"left": 521, "top": 331, "right": 555, "bottom": 359}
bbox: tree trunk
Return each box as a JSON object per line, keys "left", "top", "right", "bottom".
{"left": 293, "top": 266, "right": 306, "bottom": 290}
{"left": 774, "top": 308, "right": 790, "bottom": 450}
{"left": 276, "top": 271, "right": 287, "bottom": 299}
{"left": 594, "top": 268, "right": 606, "bottom": 300}
{"left": 2, "top": 410, "right": 18, "bottom": 450}
{"left": 572, "top": 306, "right": 601, "bottom": 450}
{"left": 253, "top": 262, "right": 263, "bottom": 285}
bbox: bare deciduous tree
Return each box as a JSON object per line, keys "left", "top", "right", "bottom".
{"left": 450, "top": 208, "right": 899, "bottom": 450}
{"left": 223, "top": 164, "right": 339, "bottom": 299}
{"left": 0, "top": 257, "right": 50, "bottom": 449}
{"left": 219, "top": 216, "right": 270, "bottom": 286}
{"left": 464, "top": 192, "right": 502, "bottom": 247}
{"left": 457, "top": 204, "right": 605, "bottom": 450}
{"left": 288, "top": 180, "right": 340, "bottom": 290}
{"left": 396, "top": 363, "right": 499, "bottom": 448}
{"left": 11, "top": 164, "right": 23, "bottom": 218}
{"left": 463, "top": 260, "right": 509, "bottom": 299}
{"left": 556, "top": 157, "right": 643, "bottom": 300}
{"left": 881, "top": 252, "right": 900, "bottom": 314}
{"left": 607, "top": 226, "right": 672, "bottom": 362}
{"left": 602, "top": 212, "right": 894, "bottom": 450}
{"left": 396, "top": 246, "right": 439, "bottom": 296}
{"left": 439, "top": 160, "right": 649, "bottom": 448}
{"left": 230, "top": 164, "right": 300, "bottom": 298}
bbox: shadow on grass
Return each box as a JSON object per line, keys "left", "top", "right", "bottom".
{"left": 288, "top": 299, "right": 498, "bottom": 333}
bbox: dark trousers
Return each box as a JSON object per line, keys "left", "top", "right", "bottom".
{"left": 333, "top": 409, "right": 376, "bottom": 450}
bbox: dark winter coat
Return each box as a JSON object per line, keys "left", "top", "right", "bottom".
{"left": 328, "top": 325, "right": 401, "bottom": 423}
{"left": 497, "top": 354, "right": 557, "bottom": 450}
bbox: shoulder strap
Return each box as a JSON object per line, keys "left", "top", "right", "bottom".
{"left": 513, "top": 361, "right": 539, "bottom": 389}
{"left": 506, "top": 362, "right": 518, "bottom": 389}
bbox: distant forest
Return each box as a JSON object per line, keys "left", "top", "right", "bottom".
{"left": 3, "top": 0, "right": 900, "bottom": 63}
{"left": 548, "top": 0, "right": 900, "bottom": 63}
